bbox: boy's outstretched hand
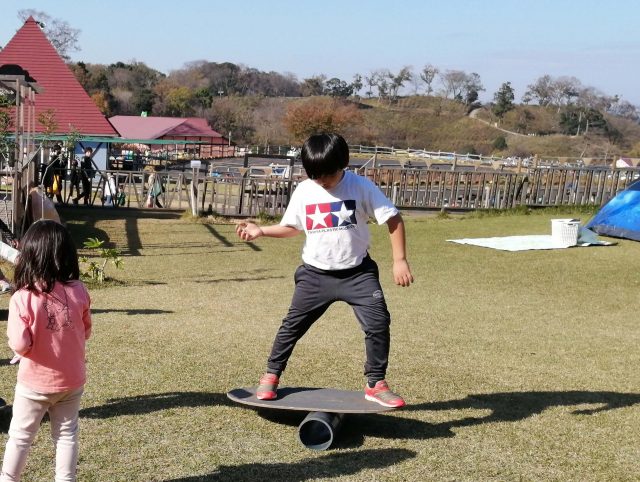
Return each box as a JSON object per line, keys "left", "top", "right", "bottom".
{"left": 236, "top": 222, "right": 263, "bottom": 241}
{"left": 393, "top": 259, "right": 414, "bottom": 287}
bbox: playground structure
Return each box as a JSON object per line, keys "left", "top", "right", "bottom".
{"left": 0, "top": 65, "right": 41, "bottom": 240}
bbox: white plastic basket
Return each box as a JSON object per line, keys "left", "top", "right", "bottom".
{"left": 551, "top": 219, "right": 580, "bottom": 246}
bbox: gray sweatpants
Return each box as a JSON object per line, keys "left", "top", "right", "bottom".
{"left": 267, "top": 256, "right": 391, "bottom": 383}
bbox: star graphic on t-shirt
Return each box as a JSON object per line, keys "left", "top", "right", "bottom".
{"left": 331, "top": 202, "right": 354, "bottom": 226}
{"left": 308, "top": 205, "right": 328, "bottom": 229}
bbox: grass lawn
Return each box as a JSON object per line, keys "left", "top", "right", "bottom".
{"left": 0, "top": 206, "right": 639, "bottom": 481}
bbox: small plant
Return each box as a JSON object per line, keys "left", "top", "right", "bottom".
{"left": 80, "top": 237, "right": 123, "bottom": 283}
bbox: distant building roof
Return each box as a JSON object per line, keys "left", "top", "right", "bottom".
{"left": 0, "top": 17, "right": 117, "bottom": 137}
{"left": 109, "top": 116, "right": 226, "bottom": 142}
{"left": 616, "top": 158, "right": 633, "bottom": 168}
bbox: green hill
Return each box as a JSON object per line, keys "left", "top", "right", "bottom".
{"left": 232, "top": 95, "right": 640, "bottom": 159}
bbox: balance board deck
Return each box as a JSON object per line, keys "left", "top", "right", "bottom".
{"left": 227, "top": 387, "right": 395, "bottom": 413}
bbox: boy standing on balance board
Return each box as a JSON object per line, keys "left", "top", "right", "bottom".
{"left": 236, "top": 133, "right": 413, "bottom": 407}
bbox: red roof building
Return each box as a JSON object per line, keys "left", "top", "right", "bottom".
{"left": 0, "top": 17, "right": 117, "bottom": 137}
{"left": 110, "top": 116, "right": 233, "bottom": 158}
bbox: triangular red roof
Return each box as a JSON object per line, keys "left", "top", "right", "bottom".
{"left": 109, "top": 116, "right": 225, "bottom": 140}
{"left": 0, "top": 17, "right": 117, "bottom": 136}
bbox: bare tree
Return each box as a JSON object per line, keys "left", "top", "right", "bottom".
{"left": 364, "top": 71, "right": 379, "bottom": 98}
{"left": 438, "top": 70, "right": 483, "bottom": 104}
{"left": 608, "top": 97, "right": 639, "bottom": 121}
{"left": 387, "top": 66, "right": 413, "bottom": 102}
{"left": 551, "top": 76, "right": 581, "bottom": 108}
{"left": 419, "top": 64, "right": 439, "bottom": 95}
{"left": 576, "top": 86, "right": 613, "bottom": 112}
{"left": 462, "top": 72, "right": 484, "bottom": 105}
{"left": 524, "top": 75, "right": 555, "bottom": 106}
{"left": 18, "top": 9, "right": 80, "bottom": 60}
{"left": 351, "top": 74, "right": 363, "bottom": 97}
{"left": 373, "top": 70, "right": 390, "bottom": 102}
{"left": 439, "top": 70, "right": 468, "bottom": 100}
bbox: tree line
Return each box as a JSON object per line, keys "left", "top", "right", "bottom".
{"left": 9, "top": 10, "right": 640, "bottom": 151}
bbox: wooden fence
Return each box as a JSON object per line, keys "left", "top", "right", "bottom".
{"left": 25, "top": 166, "right": 640, "bottom": 220}
{"left": 364, "top": 167, "right": 639, "bottom": 210}
{"left": 46, "top": 169, "right": 300, "bottom": 217}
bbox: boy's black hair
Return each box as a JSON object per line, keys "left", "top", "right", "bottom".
{"left": 300, "top": 133, "right": 349, "bottom": 179}
{"left": 14, "top": 220, "right": 80, "bottom": 293}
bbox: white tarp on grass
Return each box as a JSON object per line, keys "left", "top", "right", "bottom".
{"left": 448, "top": 228, "right": 615, "bottom": 252}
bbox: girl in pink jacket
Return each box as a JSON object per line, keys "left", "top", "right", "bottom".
{"left": 1, "top": 221, "right": 91, "bottom": 482}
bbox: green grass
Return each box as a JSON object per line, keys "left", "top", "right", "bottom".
{"left": 1, "top": 206, "right": 639, "bottom": 481}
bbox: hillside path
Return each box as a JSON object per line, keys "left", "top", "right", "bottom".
{"left": 468, "top": 108, "right": 527, "bottom": 137}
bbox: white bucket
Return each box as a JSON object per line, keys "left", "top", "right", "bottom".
{"left": 551, "top": 219, "right": 580, "bottom": 246}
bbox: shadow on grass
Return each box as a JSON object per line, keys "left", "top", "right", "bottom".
{"left": 193, "top": 275, "right": 285, "bottom": 284}
{"left": 407, "top": 390, "right": 640, "bottom": 423}
{"left": 59, "top": 206, "right": 183, "bottom": 222}
{"left": 163, "top": 448, "right": 416, "bottom": 482}
{"left": 122, "top": 280, "right": 167, "bottom": 287}
{"left": 61, "top": 206, "right": 183, "bottom": 257}
{"left": 202, "top": 224, "right": 235, "bottom": 248}
{"left": 91, "top": 308, "right": 175, "bottom": 315}
{"left": 64, "top": 218, "right": 113, "bottom": 252}
{"left": 202, "top": 223, "right": 261, "bottom": 252}
{"left": 254, "top": 408, "right": 453, "bottom": 448}
{"left": 124, "top": 215, "right": 142, "bottom": 256}
{"left": 254, "top": 390, "right": 640, "bottom": 447}
{"left": 79, "top": 392, "right": 232, "bottom": 419}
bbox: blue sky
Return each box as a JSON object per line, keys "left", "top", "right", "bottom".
{"left": 1, "top": 0, "right": 639, "bottom": 104}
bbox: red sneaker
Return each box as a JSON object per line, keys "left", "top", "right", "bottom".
{"left": 364, "top": 380, "right": 406, "bottom": 408}
{"left": 256, "top": 373, "right": 279, "bottom": 400}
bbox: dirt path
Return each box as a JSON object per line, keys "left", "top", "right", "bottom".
{"left": 468, "top": 108, "right": 527, "bottom": 137}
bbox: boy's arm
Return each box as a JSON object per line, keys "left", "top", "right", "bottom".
{"left": 386, "top": 214, "right": 414, "bottom": 287}
{"left": 236, "top": 222, "right": 300, "bottom": 241}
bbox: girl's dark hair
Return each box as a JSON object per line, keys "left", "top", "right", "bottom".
{"left": 300, "top": 133, "right": 349, "bottom": 179}
{"left": 14, "top": 220, "right": 80, "bottom": 293}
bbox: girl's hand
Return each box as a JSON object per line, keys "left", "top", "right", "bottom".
{"left": 393, "top": 259, "right": 414, "bottom": 287}
{"left": 236, "top": 222, "right": 263, "bottom": 241}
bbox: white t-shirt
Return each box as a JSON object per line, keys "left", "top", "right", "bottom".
{"left": 280, "top": 170, "right": 398, "bottom": 270}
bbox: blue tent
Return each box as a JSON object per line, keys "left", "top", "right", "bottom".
{"left": 586, "top": 180, "right": 640, "bottom": 241}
